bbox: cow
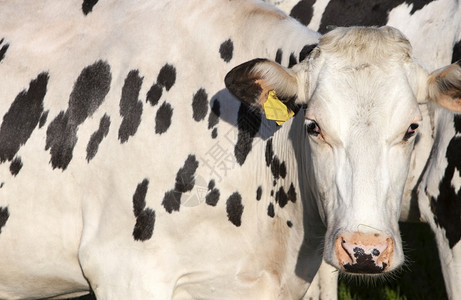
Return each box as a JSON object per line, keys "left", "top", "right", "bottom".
{"left": 0, "top": 1, "right": 316, "bottom": 298}
{"left": 267, "top": 0, "right": 461, "bottom": 70}
{"left": 1, "top": 1, "right": 461, "bottom": 300}
{"left": 265, "top": 0, "right": 461, "bottom": 298}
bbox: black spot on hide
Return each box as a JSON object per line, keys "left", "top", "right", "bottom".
{"left": 267, "top": 202, "right": 275, "bottom": 218}
{"left": 157, "top": 64, "right": 176, "bottom": 91}
{"left": 162, "top": 155, "right": 199, "bottom": 213}
{"left": 206, "top": 188, "right": 220, "bottom": 207}
{"left": 46, "top": 61, "right": 111, "bottom": 170}
{"left": 275, "top": 49, "right": 283, "bottom": 64}
{"left": 211, "top": 128, "right": 218, "bottom": 139}
{"left": 299, "top": 44, "right": 317, "bottom": 62}
{"left": 452, "top": 40, "right": 461, "bottom": 63}
{"left": 45, "top": 113, "right": 76, "bottom": 170}
{"left": 208, "top": 180, "right": 215, "bottom": 190}
{"left": 146, "top": 83, "right": 162, "bottom": 107}
{"left": 226, "top": 192, "right": 244, "bottom": 227}
{"left": 133, "top": 208, "right": 156, "bottom": 242}
{"left": 256, "top": 186, "right": 262, "bottom": 201}
{"left": 289, "top": 0, "right": 315, "bottom": 26}
{"left": 288, "top": 53, "right": 297, "bottom": 68}
{"left": 119, "top": 70, "right": 143, "bottom": 143}
{"left": 319, "top": 0, "right": 434, "bottom": 34}
{"left": 287, "top": 183, "right": 297, "bottom": 203}
{"left": 66, "top": 62, "right": 110, "bottom": 125}
{"left": 192, "top": 88, "right": 208, "bottom": 122}
{"left": 9, "top": 156, "right": 22, "bottom": 176}
{"left": 155, "top": 102, "right": 173, "bottom": 134}
{"left": 39, "top": 111, "right": 49, "bottom": 128}
{"left": 174, "top": 155, "right": 199, "bottom": 193}
{"left": 0, "top": 73, "right": 48, "bottom": 163}
{"left": 146, "top": 64, "right": 176, "bottom": 107}
{"left": 280, "top": 161, "right": 287, "bottom": 179}
{"left": 133, "top": 179, "right": 149, "bottom": 218}
{"left": 82, "top": 0, "right": 99, "bottom": 15}
{"left": 276, "top": 186, "right": 288, "bottom": 208}
{"left": 163, "top": 190, "right": 182, "bottom": 214}
{"left": 0, "top": 207, "right": 9, "bottom": 234}
{"left": 455, "top": 115, "right": 461, "bottom": 134}
{"left": 0, "top": 39, "right": 9, "bottom": 63}
{"left": 132, "top": 179, "right": 155, "bottom": 241}
{"left": 271, "top": 156, "right": 281, "bottom": 179}
{"left": 219, "top": 39, "right": 234, "bottom": 63}
{"left": 265, "top": 138, "right": 274, "bottom": 167}
{"left": 86, "top": 114, "right": 110, "bottom": 162}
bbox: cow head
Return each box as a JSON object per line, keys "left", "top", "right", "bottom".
{"left": 225, "top": 26, "right": 461, "bottom": 275}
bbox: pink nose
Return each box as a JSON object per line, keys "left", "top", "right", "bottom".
{"left": 335, "top": 232, "right": 394, "bottom": 274}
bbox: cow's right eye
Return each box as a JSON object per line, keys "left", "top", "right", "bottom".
{"left": 306, "top": 119, "right": 321, "bottom": 136}
{"left": 403, "top": 123, "right": 419, "bottom": 141}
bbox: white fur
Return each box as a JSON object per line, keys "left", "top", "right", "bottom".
{"left": 0, "top": 0, "right": 321, "bottom": 299}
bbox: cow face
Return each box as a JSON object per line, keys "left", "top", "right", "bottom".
{"left": 226, "top": 26, "right": 461, "bottom": 275}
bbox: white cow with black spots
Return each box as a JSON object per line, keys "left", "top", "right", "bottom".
{"left": 267, "top": 0, "right": 461, "bottom": 298}
{"left": 0, "top": 0, "right": 461, "bottom": 299}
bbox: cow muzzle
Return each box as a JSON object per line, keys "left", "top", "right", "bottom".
{"left": 334, "top": 232, "right": 393, "bottom": 274}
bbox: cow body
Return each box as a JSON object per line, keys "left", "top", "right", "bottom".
{"left": 418, "top": 108, "right": 461, "bottom": 298}
{"left": 1, "top": 1, "right": 461, "bottom": 299}
{"left": 0, "top": 1, "right": 321, "bottom": 299}
{"left": 267, "top": 0, "right": 461, "bottom": 68}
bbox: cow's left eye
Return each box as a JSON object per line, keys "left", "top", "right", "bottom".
{"left": 403, "top": 123, "right": 419, "bottom": 141}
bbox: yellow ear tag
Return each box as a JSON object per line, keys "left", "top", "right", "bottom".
{"left": 263, "top": 90, "right": 295, "bottom": 125}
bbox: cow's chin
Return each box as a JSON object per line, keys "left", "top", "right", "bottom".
{"left": 323, "top": 230, "right": 405, "bottom": 276}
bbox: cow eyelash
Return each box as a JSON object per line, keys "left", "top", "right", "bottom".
{"left": 306, "top": 119, "right": 321, "bottom": 136}
{"left": 403, "top": 123, "right": 419, "bottom": 141}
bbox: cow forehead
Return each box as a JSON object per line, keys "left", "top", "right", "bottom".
{"left": 307, "top": 66, "right": 421, "bottom": 142}
{"left": 304, "top": 28, "right": 423, "bottom": 139}
{"left": 316, "top": 27, "right": 412, "bottom": 69}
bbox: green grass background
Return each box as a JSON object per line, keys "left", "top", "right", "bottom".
{"left": 70, "top": 222, "right": 447, "bottom": 300}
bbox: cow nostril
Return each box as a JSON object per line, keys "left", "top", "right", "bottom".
{"left": 372, "top": 248, "right": 380, "bottom": 256}
{"left": 353, "top": 247, "right": 364, "bottom": 258}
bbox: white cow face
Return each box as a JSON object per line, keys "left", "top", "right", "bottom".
{"left": 226, "top": 26, "right": 461, "bottom": 275}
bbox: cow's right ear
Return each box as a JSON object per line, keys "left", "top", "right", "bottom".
{"left": 225, "top": 58, "right": 299, "bottom": 109}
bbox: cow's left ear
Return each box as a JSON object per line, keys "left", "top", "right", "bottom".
{"left": 427, "top": 61, "right": 461, "bottom": 112}
{"left": 225, "top": 58, "right": 300, "bottom": 109}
